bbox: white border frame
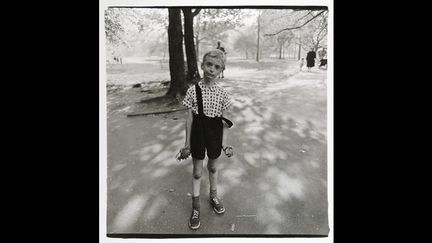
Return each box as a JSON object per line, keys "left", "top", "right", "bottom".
{"left": 100, "top": 1, "right": 333, "bottom": 242}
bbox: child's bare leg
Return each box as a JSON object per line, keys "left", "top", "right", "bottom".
{"left": 192, "top": 159, "right": 203, "bottom": 196}
{"left": 192, "top": 158, "right": 204, "bottom": 208}
{"left": 207, "top": 158, "right": 219, "bottom": 193}
{"left": 207, "top": 157, "right": 225, "bottom": 213}
{"left": 189, "top": 158, "right": 203, "bottom": 229}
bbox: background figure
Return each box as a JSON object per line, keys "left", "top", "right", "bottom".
{"left": 216, "top": 40, "right": 227, "bottom": 78}
{"left": 318, "top": 48, "right": 327, "bottom": 68}
{"left": 306, "top": 48, "right": 316, "bottom": 71}
{"left": 319, "top": 56, "right": 327, "bottom": 69}
{"left": 318, "top": 48, "right": 327, "bottom": 61}
{"left": 299, "top": 58, "right": 305, "bottom": 71}
{"left": 318, "top": 48, "right": 327, "bottom": 69}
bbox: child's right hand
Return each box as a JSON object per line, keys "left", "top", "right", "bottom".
{"left": 176, "top": 146, "right": 191, "bottom": 161}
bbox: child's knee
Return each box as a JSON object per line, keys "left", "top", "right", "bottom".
{"left": 193, "top": 167, "right": 202, "bottom": 179}
{"left": 207, "top": 162, "right": 217, "bottom": 174}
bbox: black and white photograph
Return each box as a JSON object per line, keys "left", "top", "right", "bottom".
{"left": 100, "top": 0, "right": 333, "bottom": 240}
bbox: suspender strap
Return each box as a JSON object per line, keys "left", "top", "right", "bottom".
{"left": 195, "top": 83, "right": 204, "bottom": 116}
{"left": 195, "top": 83, "right": 233, "bottom": 128}
{"left": 221, "top": 117, "right": 233, "bottom": 128}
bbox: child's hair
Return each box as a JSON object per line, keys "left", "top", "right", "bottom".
{"left": 202, "top": 49, "right": 226, "bottom": 69}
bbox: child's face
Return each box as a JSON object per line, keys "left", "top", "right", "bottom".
{"left": 201, "top": 57, "right": 223, "bottom": 80}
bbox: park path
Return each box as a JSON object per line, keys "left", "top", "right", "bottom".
{"left": 106, "top": 61, "right": 329, "bottom": 236}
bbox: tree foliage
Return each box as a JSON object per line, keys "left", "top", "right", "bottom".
{"left": 105, "top": 8, "right": 142, "bottom": 45}
{"left": 196, "top": 9, "right": 246, "bottom": 47}
{"left": 233, "top": 28, "right": 256, "bottom": 59}
{"left": 105, "top": 8, "right": 126, "bottom": 45}
{"left": 258, "top": 9, "right": 328, "bottom": 56}
{"left": 258, "top": 10, "right": 297, "bottom": 59}
{"left": 105, "top": 8, "right": 169, "bottom": 57}
{"left": 298, "top": 11, "right": 328, "bottom": 51}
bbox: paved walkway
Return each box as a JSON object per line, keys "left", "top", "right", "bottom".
{"left": 106, "top": 63, "right": 329, "bottom": 236}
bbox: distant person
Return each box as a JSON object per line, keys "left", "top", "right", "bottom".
{"left": 319, "top": 56, "right": 327, "bottom": 69}
{"left": 306, "top": 48, "right": 316, "bottom": 71}
{"left": 178, "top": 49, "right": 234, "bottom": 230}
{"left": 299, "top": 57, "right": 305, "bottom": 71}
{"left": 318, "top": 48, "right": 327, "bottom": 70}
{"left": 216, "top": 40, "right": 227, "bottom": 79}
{"left": 318, "top": 48, "right": 327, "bottom": 61}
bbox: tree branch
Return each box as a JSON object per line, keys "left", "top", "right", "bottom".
{"left": 127, "top": 107, "right": 188, "bottom": 117}
{"left": 199, "top": 36, "right": 209, "bottom": 41}
{"left": 316, "top": 22, "right": 327, "bottom": 42}
{"left": 264, "top": 10, "right": 327, "bottom": 37}
{"left": 293, "top": 10, "right": 312, "bottom": 25}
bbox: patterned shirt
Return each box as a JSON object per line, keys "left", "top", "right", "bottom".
{"left": 182, "top": 81, "right": 231, "bottom": 117}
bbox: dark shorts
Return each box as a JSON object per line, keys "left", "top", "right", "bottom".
{"left": 191, "top": 114, "right": 223, "bottom": 160}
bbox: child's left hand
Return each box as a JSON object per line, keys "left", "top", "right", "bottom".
{"left": 223, "top": 146, "right": 234, "bottom": 157}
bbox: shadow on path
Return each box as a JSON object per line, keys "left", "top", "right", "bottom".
{"left": 106, "top": 61, "right": 328, "bottom": 235}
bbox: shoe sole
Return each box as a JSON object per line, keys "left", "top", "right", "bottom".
{"left": 209, "top": 199, "right": 226, "bottom": 214}
{"left": 188, "top": 221, "right": 200, "bottom": 230}
{"left": 213, "top": 207, "right": 225, "bottom": 214}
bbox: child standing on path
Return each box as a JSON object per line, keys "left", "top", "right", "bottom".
{"left": 180, "top": 49, "right": 234, "bottom": 230}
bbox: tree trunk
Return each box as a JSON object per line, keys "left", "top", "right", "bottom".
{"left": 298, "top": 37, "right": 301, "bottom": 60}
{"left": 166, "top": 8, "right": 187, "bottom": 98}
{"left": 279, "top": 45, "right": 282, "bottom": 59}
{"left": 195, "top": 14, "right": 200, "bottom": 60}
{"left": 256, "top": 11, "right": 260, "bottom": 62}
{"left": 260, "top": 38, "right": 264, "bottom": 59}
{"left": 282, "top": 45, "right": 285, "bottom": 59}
{"left": 182, "top": 8, "right": 200, "bottom": 83}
